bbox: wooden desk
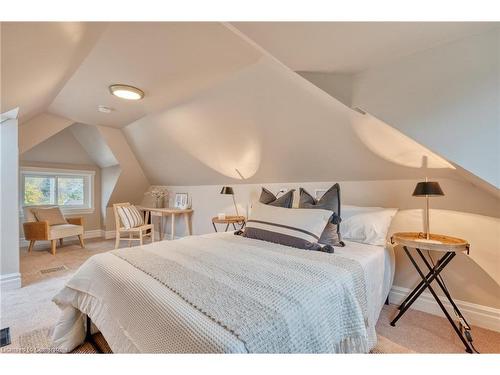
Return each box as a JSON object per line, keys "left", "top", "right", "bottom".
{"left": 137, "top": 206, "right": 193, "bottom": 240}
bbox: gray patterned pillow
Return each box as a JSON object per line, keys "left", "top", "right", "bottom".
{"left": 299, "top": 184, "right": 345, "bottom": 247}
{"left": 259, "top": 187, "right": 295, "bottom": 208}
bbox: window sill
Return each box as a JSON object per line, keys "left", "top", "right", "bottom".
{"left": 61, "top": 208, "right": 95, "bottom": 216}
{"left": 19, "top": 207, "right": 95, "bottom": 219}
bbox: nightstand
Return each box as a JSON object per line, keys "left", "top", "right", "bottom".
{"left": 211, "top": 216, "right": 246, "bottom": 232}
{"left": 390, "top": 232, "right": 473, "bottom": 353}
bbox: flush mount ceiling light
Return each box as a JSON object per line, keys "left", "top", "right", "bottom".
{"left": 109, "top": 84, "right": 144, "bottom": 100}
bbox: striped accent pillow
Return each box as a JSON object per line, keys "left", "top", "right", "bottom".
{"left": 117, "top": 205, "right": 144, "bottom": 229}
{"left": 243, "top": 202, "right": 334, "bottom": 253}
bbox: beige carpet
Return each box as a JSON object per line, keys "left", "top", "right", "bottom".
{"left": 376, "top": 304, "right": 500, "bottom": 353}
{"left": 1, "top": 238, "right": 499, "bottom": 354}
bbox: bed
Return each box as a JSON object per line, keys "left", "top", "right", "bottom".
{"left": 52, "top": 232, "right": 394, "bottom": 353}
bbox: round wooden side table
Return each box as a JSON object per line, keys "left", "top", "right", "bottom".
{"left": 211, "top": 216, "right": 246, "bottom": 232}
{"left": 390, "top": 232, "right": 473, "bottom": 353}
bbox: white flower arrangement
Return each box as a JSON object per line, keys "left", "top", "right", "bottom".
{"left": 145, "top": 186, "right": 169, "bottom": 207}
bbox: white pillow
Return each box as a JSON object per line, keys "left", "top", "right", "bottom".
{"left": 244, "top": 202, "right": 334, "bottom": 252}
{"left": 340, "top": 206, "right": 398, "bottom": 246}
{"left": 117, "top": 205, "right": 144, "bottom": 229}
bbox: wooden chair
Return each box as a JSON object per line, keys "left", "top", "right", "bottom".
{"left": 113, "top": 203, "right": 154, "bottom": 249}
{"left": 23, "top": 205, "right": 84, "bottom": 255}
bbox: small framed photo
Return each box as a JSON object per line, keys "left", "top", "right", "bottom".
{"left": 174, "top": 193, "right": 189, "bottom": 209}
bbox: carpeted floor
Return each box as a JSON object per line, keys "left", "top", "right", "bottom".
{"left": 1, "top": 238, "right": 499, "bottom": 354}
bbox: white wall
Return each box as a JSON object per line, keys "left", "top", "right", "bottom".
{"left": 1, "top": 116, "right": 20, "bottom": 289}
{"left": 352, "top": 28, "right": 500, "bottom": 188}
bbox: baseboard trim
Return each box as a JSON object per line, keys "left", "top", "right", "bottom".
{"left": 389, "top": 285, "right": 500, "bottom": 333}
{"left": 83, "top": 229, "right": 104, "bottom": 239}
{"left": 0, "top": 273, "right": 22, "bottom": 290}
{"left": 104, "top": 230, "right": 182, "bottom": 241}
{"left": 104, "top": 230, "right": 115, "bottom": 239}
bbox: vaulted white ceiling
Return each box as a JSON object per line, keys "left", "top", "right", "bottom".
{"left": 1, "top": 21, "right": 497, "bottom": 195}
{"left": 1, "top": 22, "right": 261, "bottom": 127}
{"left": 1, "top": 22, "right": 106, "bottom": 122}
{"left": 232, "top": 22, "right": 497, "bottom": 73}
{"left": 49, "top": 22, "right": 261, "bottom": 128}
{"left": 124, "top": 55, "right": 460, "bottom": 186}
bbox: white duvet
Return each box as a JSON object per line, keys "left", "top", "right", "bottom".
{"left": 52, "top": 233, "right": 394, "bottom": 353}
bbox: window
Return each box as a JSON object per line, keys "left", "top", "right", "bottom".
{"left": 21, "top": 167, "right": 95, "bottom": 213}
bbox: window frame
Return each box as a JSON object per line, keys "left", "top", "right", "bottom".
{"left": 20, "top": 166, "right": 95, "bottom": 215}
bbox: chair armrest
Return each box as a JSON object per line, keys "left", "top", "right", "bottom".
{"left": 23, "top": 221, "right": 49, "bottom": 240}
{"left": 66, "top": 216, "right": 84, "bottom": 226}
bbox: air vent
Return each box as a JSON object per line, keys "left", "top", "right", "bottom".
{"left": 40, "top": 265, "right": 68, "bottom": 274}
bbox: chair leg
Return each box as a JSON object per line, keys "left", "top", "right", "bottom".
{"left": 139, "top": 230, "right": 143, "bottom": 246}
{"left": 114, "top": 231, "right": 120, "bottom": 249}
{"left": 28, "top": 240, "right": 35, "bottom": 253}
{"left": 78, "top": 235, "right": 85, "bottom": 248}
{"left": 128, "top": 232, "right": 132, "bottom": 247}
{"left": 151, "top": 226, "right": 155, "bottom": 243}
{"left": 59, "top": 238, "right": 64, "bottom": 246}
{"left": 51, "top": 240, "right": 57, "bottom": 255}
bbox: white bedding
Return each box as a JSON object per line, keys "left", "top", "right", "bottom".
{"left": 52, "top": 233, "right": 394, "bottom": 353}
{"left": 335, "top": 240, "right": 395, "bottom": 334}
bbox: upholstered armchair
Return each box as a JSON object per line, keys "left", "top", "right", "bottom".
{"left": 23, "top": 205, "right": 85, "bottom": 255}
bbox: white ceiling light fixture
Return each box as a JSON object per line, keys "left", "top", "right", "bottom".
{"left": 109, "top": 84, "right": 145, "bottom": 100}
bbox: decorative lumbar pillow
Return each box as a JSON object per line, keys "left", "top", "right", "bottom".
{"left": 117, "top": 205, "right": 144, "bottom": 229}
{"left": 33, "top": 207, "right": 67, "bottom": 226}
{"left": 299, "top": 184, "right": 344, "bottom": 247}
{"left": 259, "top": 187, "right": 295, "bottom": 208}
{"left": 340, "top": 206, "right": 398, "bottom": 246}
{"left": 243, "top": 202, "right": 334, "bottom": 253}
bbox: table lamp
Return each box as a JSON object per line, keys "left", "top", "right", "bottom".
{"left": 220, "top": 186, "right": 239, "bottom": 216}
{"left": 412, "top": 178, "right": 444, "bottom": 239}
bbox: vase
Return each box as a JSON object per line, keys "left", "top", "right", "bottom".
{"left": 154, "top": 197, "right": 164, "bottom": 208}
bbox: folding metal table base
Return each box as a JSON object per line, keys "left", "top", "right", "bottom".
{"left": 390, "top": 246, "right": 473, "bottom": 353}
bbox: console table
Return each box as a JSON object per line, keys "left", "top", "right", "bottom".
{"left": 137, "top": 206, "right": 193, "bottom": 240}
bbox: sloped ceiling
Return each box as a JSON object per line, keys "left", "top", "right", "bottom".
{"left": 2, "top": 22, "right": 496, "bottom": 194}
{"left": 232, "top": 22, "right": 498, "bottom": 73}
{"left": 20, "top": 126, "right": 97, "bottom": 166}
{"left": 49, "top": 22, "right": 261, "bottom": 128}
{"left": 1, "top": 22, "right": 107, "bottom": 122}
{"left": 123, "top": 56, "right": 459, "bottom": 186}
{"left": 69, "top": 123, "right": 117, "bottom": 167}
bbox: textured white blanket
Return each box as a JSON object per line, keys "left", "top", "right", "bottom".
{"left": 52, "top": 234, "right": 371, "bottom": 353}
{"left": 114, "top": 236, "right": 369, "bottom": 353}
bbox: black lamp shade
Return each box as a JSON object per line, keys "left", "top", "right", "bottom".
{"left": 412, "top": 181, "right": 444, "bottom": 197}
{"left": 220, "top": 186, "right": 234, "bottom": 195}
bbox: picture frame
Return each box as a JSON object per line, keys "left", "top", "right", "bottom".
{"left": 174, "top": 193, "right": 189, "bottom": 209}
